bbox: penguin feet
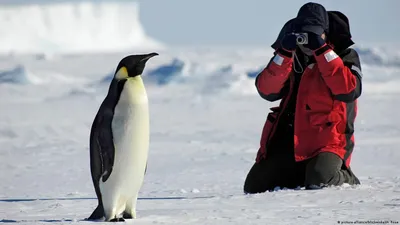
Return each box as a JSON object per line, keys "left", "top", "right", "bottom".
{"left": 122, "top": 210, "right": 137, "bottom": 219}
{"left": 122, "top": 212, "right": 133, "bottom": 219}
{"left": 109, "top": 217, "right": 125, "bottom": 222}
{"left": 123, "top": 203, "right": 137, "bottom": 219}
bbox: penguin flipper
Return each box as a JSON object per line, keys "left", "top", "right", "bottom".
{"left": 98, "top": 124, "right": 115, "bottom": 182}
{"left": 90, "top": 106, "right": 116, "bottom": 180}
{"left": 94, "top": 106, "right": 116, "bottom": 183}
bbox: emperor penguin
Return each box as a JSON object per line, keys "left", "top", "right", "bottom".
{"left": 87, "top": 52, "right": 158, "bottom": 222}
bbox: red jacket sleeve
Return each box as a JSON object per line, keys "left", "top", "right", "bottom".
{"left": 255, "top": 49, "right": 294, "bottom": 101}
{"left": 313, "top": 44, "right": 362, "bottom": 102}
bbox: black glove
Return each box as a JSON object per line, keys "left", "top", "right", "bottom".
{"left": 303, "top": 32, "right": 326, "bottom": 50}
{"left": 280, "top": 33, "right": 297, "bottom": 52}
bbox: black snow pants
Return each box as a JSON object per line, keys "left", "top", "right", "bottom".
{"left": 243, "top": 113, "right": 360, "bottom": 194}
{"left": 243, "top": 151, "right": 361, "bottom": 193}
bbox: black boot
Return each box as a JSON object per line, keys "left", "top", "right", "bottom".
{"left": 304, "top": 152, "right": 360, "bottom": 189}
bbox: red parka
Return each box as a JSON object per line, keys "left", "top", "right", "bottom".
{"left": 255, "top": 43, "right": 362, "bottom": 168}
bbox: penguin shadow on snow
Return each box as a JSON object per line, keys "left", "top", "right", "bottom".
{"left": 0, "top": 196, "right": 216, "bottom": 222}
{"left": 0, "top": 219, "right": 78, "bottom": 223}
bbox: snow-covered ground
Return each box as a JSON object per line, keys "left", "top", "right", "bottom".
{"left": 1, "top": 1, "right": 400, "bottom": 224}
{"left": 1, "top": 46, "right": 400, "bottom": 224}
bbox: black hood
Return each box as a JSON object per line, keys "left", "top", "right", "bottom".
{"left": 326, "top": 11, "right": 355, "bottom": 52}
{"left": 271, "top": 10, "right": 355, "bottom": 53}
{"left": 295, "top": 2, "right": 329, "bottom": 36}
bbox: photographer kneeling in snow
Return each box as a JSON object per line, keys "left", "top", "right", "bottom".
{"left": 244, "top": 2, "right": 362, "bottom": 193}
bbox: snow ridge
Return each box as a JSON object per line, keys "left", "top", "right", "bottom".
{"left": 0, "top": 45, "right": 399, "bottom": 96}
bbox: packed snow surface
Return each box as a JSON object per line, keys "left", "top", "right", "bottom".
{"left": 0, "top": 45, "right": 399, "bottom": 224}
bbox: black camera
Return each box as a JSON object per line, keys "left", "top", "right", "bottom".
{"left": 294, "top": 33, "right": 308, "bottom": 45}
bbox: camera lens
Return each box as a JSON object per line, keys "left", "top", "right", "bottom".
{"left": 296, "top": 36, "right": 305, "bottom": 45}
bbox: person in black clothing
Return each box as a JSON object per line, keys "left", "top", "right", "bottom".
{"left": 243, "top": 2, "right": 362, "bottom": 193}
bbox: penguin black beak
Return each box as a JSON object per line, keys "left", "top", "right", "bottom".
{"left": 140, "top": 52, "right": 159, "bottom": 62}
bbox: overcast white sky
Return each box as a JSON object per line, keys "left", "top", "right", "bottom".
{"left": 1, "top": 0, "right": 399, "bottom": 47}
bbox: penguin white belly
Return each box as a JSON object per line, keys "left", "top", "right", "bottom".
{"left": 99, "top": 77, "right": 149, "bottom": 220}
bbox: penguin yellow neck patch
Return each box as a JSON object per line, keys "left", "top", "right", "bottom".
{"left": 114, "top": 66, "right": 143, "bottom": 81}
{"left": 114, "top": 67, "right": 129, "bottom": 80}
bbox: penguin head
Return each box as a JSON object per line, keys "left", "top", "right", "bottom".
{"left": 114, "top": 52, "right": 158, "bottom": 80}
